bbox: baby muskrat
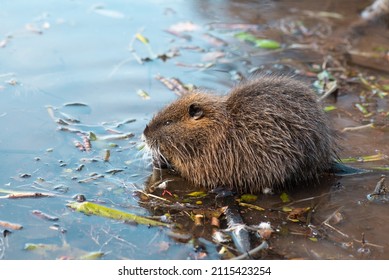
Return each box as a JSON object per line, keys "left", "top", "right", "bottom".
{"left": 143, "top": 75, "right": 338, "bottom": 193}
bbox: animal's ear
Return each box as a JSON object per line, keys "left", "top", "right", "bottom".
{"left": 188, "top": 103, "right": 204, "bottom": 120}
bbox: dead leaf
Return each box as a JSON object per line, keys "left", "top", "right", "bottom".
{"left": 287, "top": 207, "right": 311, "bottom": 222}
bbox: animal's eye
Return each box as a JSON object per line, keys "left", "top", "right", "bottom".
{"left": 188, "top": 103, "right": 204, "bottom": 120}
{"left": 164, "top": 120, "right": 173, "bottom": 126}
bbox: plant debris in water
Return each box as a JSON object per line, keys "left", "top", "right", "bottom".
{"left": 0, "top": 220, "right": 23, "bottom": 230}
{"left": 234, "top": 32, "right": 281, "bottom": 49}
{"left": 67, "top": 201, "right": 169, "bottom": 227}
{"left": 367, "top": 175, "right": 389, "bottom": 202}
{"left": 0, "top": 189, "right": 55, "bottom": 199}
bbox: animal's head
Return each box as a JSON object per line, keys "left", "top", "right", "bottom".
{"left": 143, "top": 92, "right": 229, "bottom": 171}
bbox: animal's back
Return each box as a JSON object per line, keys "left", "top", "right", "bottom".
{"left": 225, "top": 76, "right": 337, "bottom": 192}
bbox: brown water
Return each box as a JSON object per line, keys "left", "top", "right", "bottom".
{"left": 0, "top": 0, "right": 388, "bottom": 260}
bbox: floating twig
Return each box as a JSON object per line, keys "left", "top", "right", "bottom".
{"left": 0, "top": 220, "right": 23, "bottom": 230}
{"left": 321, "top": 207, "right": 349, "bottom": 238}
{"left": 97, "top": 133, "right": 134, "bottom": 141}
{"left": 134, "top": 190, "right": 171, "bottom": 203}
{"left": 341, "top": 123, "right": 374, "bottom": 132}
{"left": 78, "top": 174, "right": 104, "bottom": 183}
{"left": 0, "top": 189, "right": 55, "bottom": 199}
{"left": 32, "top": 210, "right": 59, "bottom": 221}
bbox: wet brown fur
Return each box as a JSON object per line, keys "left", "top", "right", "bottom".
{"left": 143, "top": 75, "right": 338, "bottom": 193}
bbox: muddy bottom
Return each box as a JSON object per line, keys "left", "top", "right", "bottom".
{"left": 1, "top": 0, "right": 388, "bottom": 259}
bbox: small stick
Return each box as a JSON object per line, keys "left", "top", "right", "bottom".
{"left": 321, "top": 206, "right": 344, "bottom": 225}
{"left": 0, "top": 220, "right": 23, "bottom": 230}
{"left": 282, "top": 192, "right": 331, "bottom": 208}
{"left": 323, "top": 222, "right": 349, "bottom": 238}
{"left": 0, "top": 192, "right": 54, "bottom": 199}
{"left": 342, "top": 123, "right": 374, "bottom": 132}
{"left": 320, "top": 207, "right": 350, "bottom": 238}
{"left": 134, "top": 190, "right": 171, "bottom": 203}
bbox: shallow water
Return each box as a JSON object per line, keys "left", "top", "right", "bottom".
{"left": 1, "top": 0, "right": 388, "bottom": 259}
